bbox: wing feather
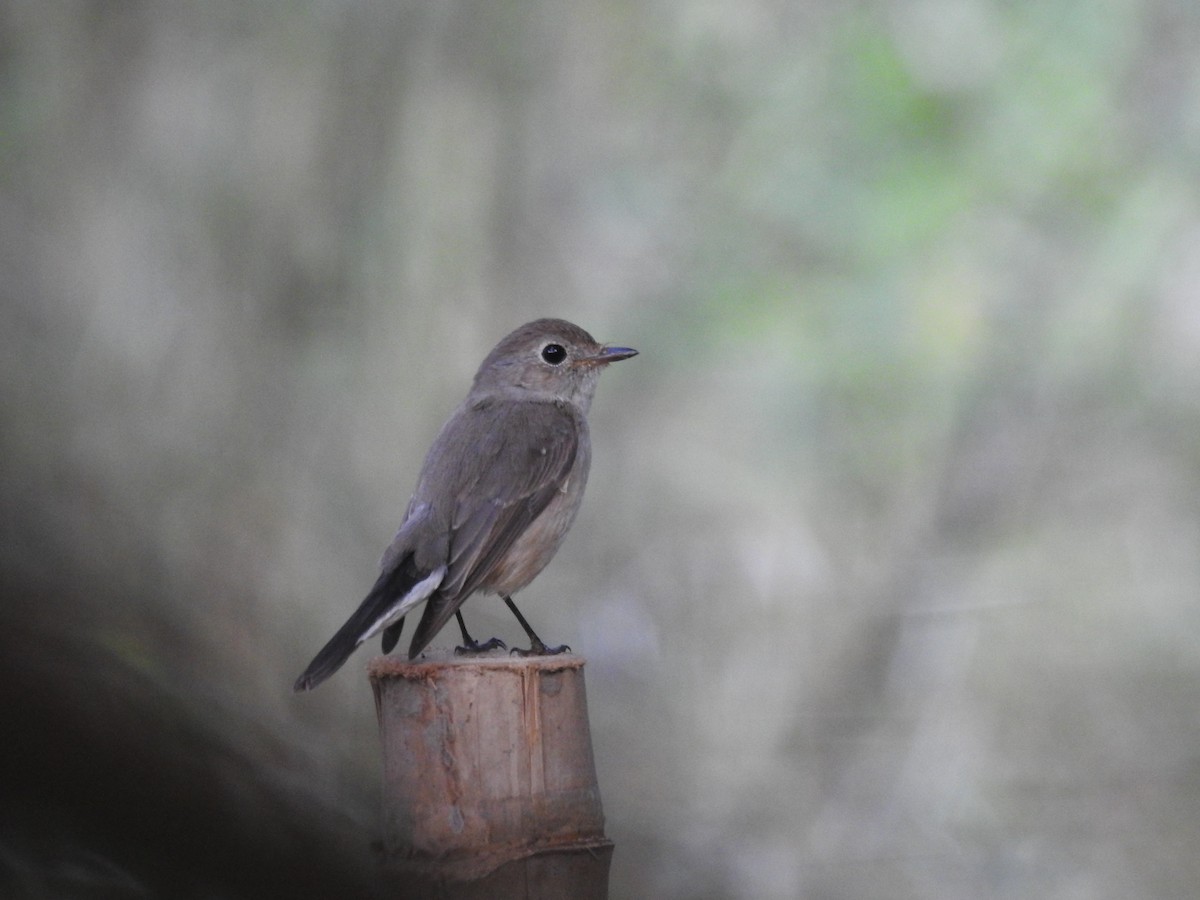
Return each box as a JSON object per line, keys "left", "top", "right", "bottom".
{"left": 406, "top": 399, "right": 579, "bottom": 656}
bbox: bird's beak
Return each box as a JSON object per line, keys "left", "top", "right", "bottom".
{"left": 583, "top": 345, "right": 638, "bottom": 365}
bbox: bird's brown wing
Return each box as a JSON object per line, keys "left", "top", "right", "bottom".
{"left": 406, "top": 398, "right": 580, "bottom": 656}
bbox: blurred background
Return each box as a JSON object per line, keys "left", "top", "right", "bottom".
{"left": 4, "top": 1, "right": 1200, "bottom": 898}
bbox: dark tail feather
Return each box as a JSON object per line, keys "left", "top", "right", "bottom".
{"left": 293, "top": 557, "right": 420, "bottom": 692}
{"left": 408, "top": 594, "right": 460, "bottom": 660}
{"left": 381, "top": 618, "right": 404, "bottom": 654}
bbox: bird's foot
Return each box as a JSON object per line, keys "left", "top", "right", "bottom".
{"left": 454, "top": 636, "right": 507, "bottom": 656}
{"left": 510, "top": 639, "right": 571, "bottom": 658}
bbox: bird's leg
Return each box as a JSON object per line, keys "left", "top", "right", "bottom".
{"left": 453, "top": 610, "right": 506, "bottom": 655}
{"left": 503, "top": 595, "right": 570, "bottom": 657}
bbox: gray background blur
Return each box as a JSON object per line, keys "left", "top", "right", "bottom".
{"left": 4, "top": 2, "right": 1200, "bottom": 898}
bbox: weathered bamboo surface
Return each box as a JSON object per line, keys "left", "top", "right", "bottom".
{"left": 370, "top": 654, "right": 612, "bottom": 897}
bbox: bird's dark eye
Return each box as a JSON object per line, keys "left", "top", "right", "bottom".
{"left": 541, "top": 343, "right": 567, "bottom": 365}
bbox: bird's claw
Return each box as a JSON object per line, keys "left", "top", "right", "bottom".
{"left": 510, "top": 641, "right": 571, "bottom": 658}
{"left": 454, "top": 637, "right": 507, "bottom": 656}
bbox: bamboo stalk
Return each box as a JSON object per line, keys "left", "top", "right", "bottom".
{"left": 370, "top": 655, "right": 612, "bottom": 897}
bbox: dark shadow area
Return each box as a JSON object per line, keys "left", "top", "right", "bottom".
{"left": 0, "top": 574, "right": 383, "bottom": 900}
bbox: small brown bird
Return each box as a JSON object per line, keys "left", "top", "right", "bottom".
{"left": 293, "top": 318, "right": 636, "bottom": 691}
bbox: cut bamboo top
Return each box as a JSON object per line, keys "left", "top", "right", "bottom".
{"left": 368, "top": 652, "right": 586, "bottom": 681}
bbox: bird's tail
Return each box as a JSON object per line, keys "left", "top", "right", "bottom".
{"left": 292, "top": 557, "right": 445, "bottom": 692}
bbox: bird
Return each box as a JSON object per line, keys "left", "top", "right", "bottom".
{"left": 293, "top": 318, "right": 636, "bottom": 691}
